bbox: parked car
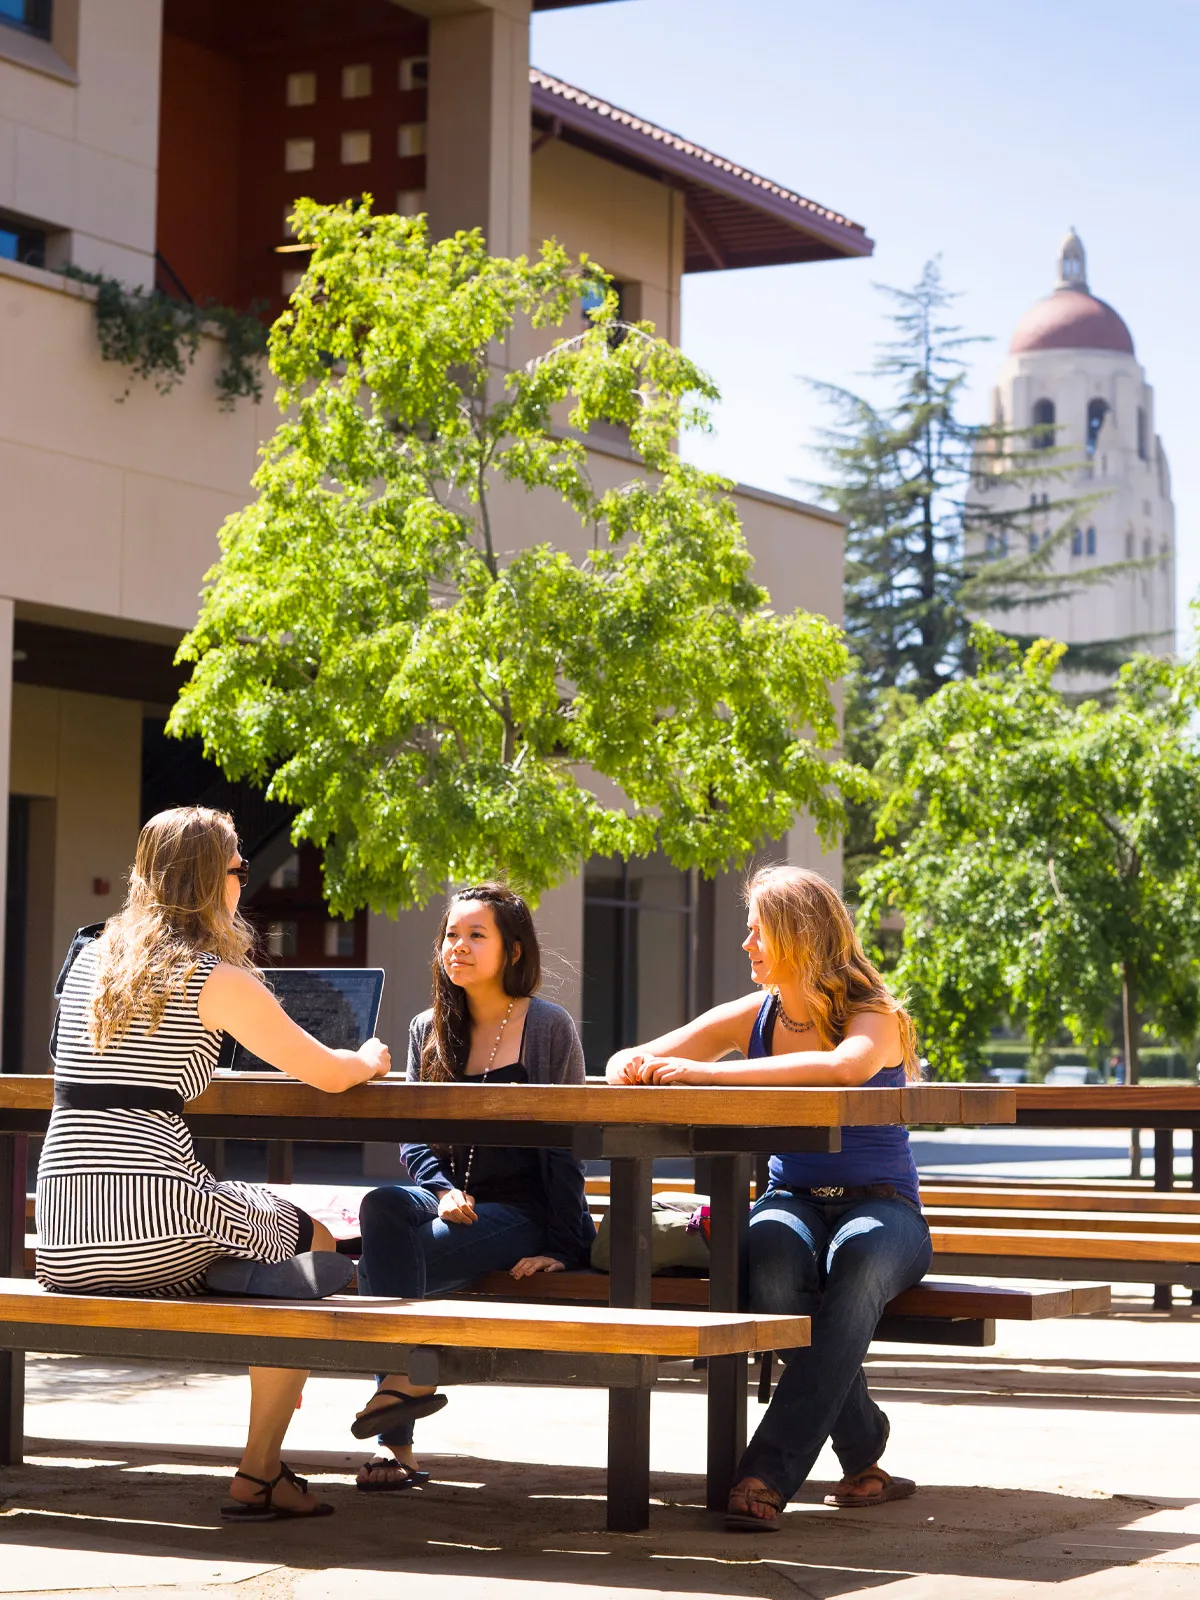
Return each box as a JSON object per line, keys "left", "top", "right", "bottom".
{"left": 1042, "top": 1063, "right": 1105, "bottom": 1086}
{"left": 984, "top": 1064, "right": 1028, "bottom": 1084}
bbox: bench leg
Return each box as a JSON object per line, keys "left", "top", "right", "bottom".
{"left": 606, "top": 1156, "right": 653, "bottom": 1532}
{"left": 0, "top": 1133, "right": 26, "bottom": 1465}
{"left": 1153, "top": 1128, "right": 1173, "bottom": 1310}
{"left": 705, "top": 1155, "right": 750, "bottom": 1511}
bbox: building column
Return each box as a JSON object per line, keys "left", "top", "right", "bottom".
{"left": 425, "top": 0, "right": 532, "bottom": 256}
{"left": 0, "top": 601, "right": 12, "bottom": 1073}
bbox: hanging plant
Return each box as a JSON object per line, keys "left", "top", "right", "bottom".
{"left": 63, "top": 267, "right": 268, "bottom": 408}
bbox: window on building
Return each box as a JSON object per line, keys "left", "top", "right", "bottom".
{"left": 400, "top": 56, "right": 428, "bottom": 91}
{"left": 1071, "top": 527, "right": 1083, "bottom": 557}
{"left": 285, "top": 137, "right": 315, "bottom": 173}
{"left": 1031, "top": 398, "right": 1056, "bottom": 450}
{"left": 342, "top": 63, "right": 372, "bottom": 99}
{"left": 341, "top": 129, "right": 371, "bottom": 165}
{"left": 397, "top": 123, "right": 426, "bottom": 158}
{"left": 324, "top": 920, "right": 356, "bottom": 958}
{"left": 1028, "top": 531, "right": 1039, "bottom": 554}
{"left": 396, "top": 188, "right": 426, "bottom": 218}
{"left": 286, "top": 71, "right": 316, "bottom": 107}
{"left": 1125, "top": 530, "right": 1135, "bottom": 559}
{"left": 266, "top": 920, "right": 299, "bottom": 959}
{"left": 0, "top": 211, "right": 46, "bottom": 268}
{"left": 0, "top": 0, "right": 51, "bottom": 40}
{"left": 582, "top": 855, "right": 706, "bottom": 1073}
{"left": 1085, "top": 398, "right": 1109, "bottom": 458}
{"left": 269, "top": 854, "right": 301, "bottom": 891}
{"left": 1143, "top": 535, "right": 1152, "bottom": 559}
{"left": 1085, "top": 526, "right": 1096, "bottom": 556}
{"left": 1137, "top": 406, "right": 1149, "bottom": 461}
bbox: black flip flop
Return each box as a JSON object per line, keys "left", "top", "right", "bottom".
{"left": 356, "top": 1456, "right": 431, "bottom": 1492}
{"left": 350, "top": 1388, "right": 449, "bottom": 1439}
{"left": 221, "top": 1462, "right": 335, "bottom": 1521}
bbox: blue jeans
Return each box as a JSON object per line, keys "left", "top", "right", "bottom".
{"left": 737, "top": 1189, "right": 932, "bottom": 1504}
{"left": 357, "top": 1183, "right": 549, "bottom": 1449}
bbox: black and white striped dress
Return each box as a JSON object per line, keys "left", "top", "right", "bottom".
{"left": 36, "top": 944, "right": 301, "bottom": 1297}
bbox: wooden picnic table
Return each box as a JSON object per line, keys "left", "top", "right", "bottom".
{"left": 0, "top": 1074, "right": 1013, "bottom": 1518}
{"left": 1014, "top": 1085, "right": 1200, "bottom": 1189}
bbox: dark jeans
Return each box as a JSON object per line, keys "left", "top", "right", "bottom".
{"left": 357, "top": 1183, "right": 549, "bottom": 1450}
{"left": 736, "top": 1188, "right": 932, "bottom": 1505}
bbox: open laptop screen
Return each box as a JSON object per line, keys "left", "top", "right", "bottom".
{"left": 218, "top": 968, "right": 385, "bottom": 1073}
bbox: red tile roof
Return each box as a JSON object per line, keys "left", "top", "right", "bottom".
{"left": 530, "top": 68, "right": 873, "bottom": 273}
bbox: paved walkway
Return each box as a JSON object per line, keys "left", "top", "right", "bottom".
{"left": 3, "top": 1292, "right": 1200, "bottom": 1597}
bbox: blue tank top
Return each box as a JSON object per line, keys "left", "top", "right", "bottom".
{"left": 752, "top": 995, "right": 920, "bottom": 1205}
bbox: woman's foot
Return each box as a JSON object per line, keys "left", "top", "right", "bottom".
{"left": 224, "top": 1461, "right": 333, "bottom": 1520}
{"left": 351, "top": 1379, "right": 447, "bottom": 1440}
{"left": 356, "top": 1452, "right": 430, "bottom": 1492}
{"left": 726, "top": 1475, "right": 784, "bottom": 1531}
{"left": 823, "top": 1464, "right": 916, "bottom": 1508}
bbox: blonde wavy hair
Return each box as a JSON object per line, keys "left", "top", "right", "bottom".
{"left": 747, "top": 864, "right": 919, "bottom": 1078}
{"left": 88, "top": 806, "right": 258, "bottom": 1051}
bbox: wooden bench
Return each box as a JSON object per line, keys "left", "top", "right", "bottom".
{"left": 0, "top": 1278, "right": 807, "bottom": 1532}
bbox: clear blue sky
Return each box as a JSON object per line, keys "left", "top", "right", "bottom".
{"left": 533, "top": 0, "right": 1200, "bottom": 644}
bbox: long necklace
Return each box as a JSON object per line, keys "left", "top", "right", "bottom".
{"left": 774, "top": 989, "right": 816, "bottom": 1035}
{"left": 453, "top": 998, "right": 516, "bottom": 1193}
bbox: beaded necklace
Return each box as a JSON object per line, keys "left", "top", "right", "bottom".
{"left": 773, "top": 989, "right": 816, "bottom": 1035}
{"left": 452, "top": 997, "right": 516, "bottom": 1192}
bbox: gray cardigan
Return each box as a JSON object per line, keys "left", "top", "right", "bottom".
{"left": 400, "top": 996, "right": 595, "bottom": 1268}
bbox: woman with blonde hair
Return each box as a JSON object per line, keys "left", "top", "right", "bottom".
{"left": 37, "top": 806, "right": 391, "bottom": 1521}
{"left": 607, "top": 864, "right": 930, "bottom": 1532}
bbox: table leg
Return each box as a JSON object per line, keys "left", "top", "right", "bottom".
{"left": 606, "top": 1156, "right": 653, "bottom": 1533}
{"left": 1193, "top": 1130, "right": 1200, "bottom": 1308}
{"left": 267, "top": 1141, "right": 294, "bottom": 1185}
{"left": 1153, "top": 1129, "right": 1173, "bottom": 1310}
{"left": 705, "top": 1154, "right": 751, "bottom": 1512}
{"left": 0, "top": 1133, "right": 27, "bottom": 1465}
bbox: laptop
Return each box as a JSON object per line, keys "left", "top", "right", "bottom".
{"left": 217, "top": 968, "right": 385, "bottom": 1073}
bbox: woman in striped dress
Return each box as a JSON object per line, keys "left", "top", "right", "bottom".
{"left": 37, "top": 805, "right": 391, "bottom": 1521}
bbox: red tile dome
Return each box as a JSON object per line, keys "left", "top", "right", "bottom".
{"left": 1009, "top": 288, "right": 1134, "bottom": 357}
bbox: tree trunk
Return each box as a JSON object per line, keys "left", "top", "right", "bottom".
{"left": 1123, "top": 961, "right": 1141, "bottom": 1179}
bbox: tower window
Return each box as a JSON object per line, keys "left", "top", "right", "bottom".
{"left": 1028, "top": 531, "right": 1039, "bottom": 554}
{"left": 1085, "top": 526, "right": 1096, "bottom": 556}
{"left": 1125, "top": 530, "right": 1134, "bottom": 559}
{"left": 1071, "top": 527, "right": 1083, "bottom": 557}
{"left": 1137, "top": 406, "right": 1149, "bottom": 461}
{"left": 1086, "top": 399, "right": 1109, "bottom": 458}
{"left": 1032, "top": 398, "right": 1056, "bottom": 450}
{"left": 0, "top": 209, "right": 46, "bottom": 268}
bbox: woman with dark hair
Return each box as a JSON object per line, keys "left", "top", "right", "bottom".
{"left": 351, "top": 883, "right": 594, "bottom": 1490}
{"left": 38, "top": 806, "right": 391, "bottom": 1522}
{"left": 607, "top": 864, "right": 930, "bottom": 1532}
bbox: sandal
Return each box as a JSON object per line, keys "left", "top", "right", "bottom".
{"left": 356, "top": 1456, "right": 431, "bottom": 1493}
{"left": 824, "top": 1467, "right": 916, "bottom": 1508}
{"left": 350, "top": 1388, "right": 449, "bottom": 1440}
{"left": 725, "top": 1476, "right": 784, "bottom": 1532}
{"left": 221, "top": 1462, "right": 335, "bottom": 1521}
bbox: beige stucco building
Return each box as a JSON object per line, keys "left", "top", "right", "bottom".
{"left": 0, "top": 0, "right": 869, "bottom": 1081}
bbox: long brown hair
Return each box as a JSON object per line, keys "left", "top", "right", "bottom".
{"left": 420, "top": 883, "right": 541, "bottom": 1082}
{"left": 88, "top": 806, "right": 258, "bottom": 1051}
{"left": 747, "top": 864, "right": 919, "bottom": 1078}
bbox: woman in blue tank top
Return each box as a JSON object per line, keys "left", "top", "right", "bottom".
{"left": 607, "top": 865, "right": 931, "bottom": 1531}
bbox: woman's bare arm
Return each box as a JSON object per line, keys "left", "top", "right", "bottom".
{"left": 605, "top": 993, "right": 763, "bottom": 1082}
{"left": 198, "top": 965, "right": 390, "bottom": 1092}
{"left": 637, "top": 1010, "right": 902, "bottom": 1088}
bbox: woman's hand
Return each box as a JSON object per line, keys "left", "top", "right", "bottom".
{"left": 641, "top": 1057, "right": 718, "bottom": 1085}
{"left": 437, "top": 1188, "right": 477, "bottom": 1225}
{"left": 510, "top": 1255, "right": 565, "bottom": 1279}
{"left": 605, "top": 1049, "right": 645, "bottom": 1084}
{"left": 357, "top": 1038, "right": 391, "bottom": 1081}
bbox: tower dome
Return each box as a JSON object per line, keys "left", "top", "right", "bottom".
{"left": 1009, "top": 229, "right": 1134, "bottom": 356}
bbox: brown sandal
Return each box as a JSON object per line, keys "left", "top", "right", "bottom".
{"left": 725, "top": 1476, "right": 784, "bottom": 1532}
{"left": 824, "top": 1467, "right": 916, "bottom": 1508}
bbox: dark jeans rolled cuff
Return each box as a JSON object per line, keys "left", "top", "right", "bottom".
{"left": 836, "top": 1410, "right": 890, "bottom": 1479}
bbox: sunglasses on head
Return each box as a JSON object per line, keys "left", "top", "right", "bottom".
{"left": 227, "top": 847, "right": 250, "bottom": 890}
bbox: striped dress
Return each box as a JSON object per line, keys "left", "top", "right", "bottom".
{"left": 36, "top": 944, "right": 301, "bottom": 1297}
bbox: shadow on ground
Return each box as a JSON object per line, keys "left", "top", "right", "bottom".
{"left": 3, "top": 1443, "right": 1198, "bottom": 1599}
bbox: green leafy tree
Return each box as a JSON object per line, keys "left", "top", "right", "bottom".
{"left": 169, "top": 199, "right": 862, "bottom": 913}
{"left": 859, "top": 627, "right": 1200, "bottom": 1079}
